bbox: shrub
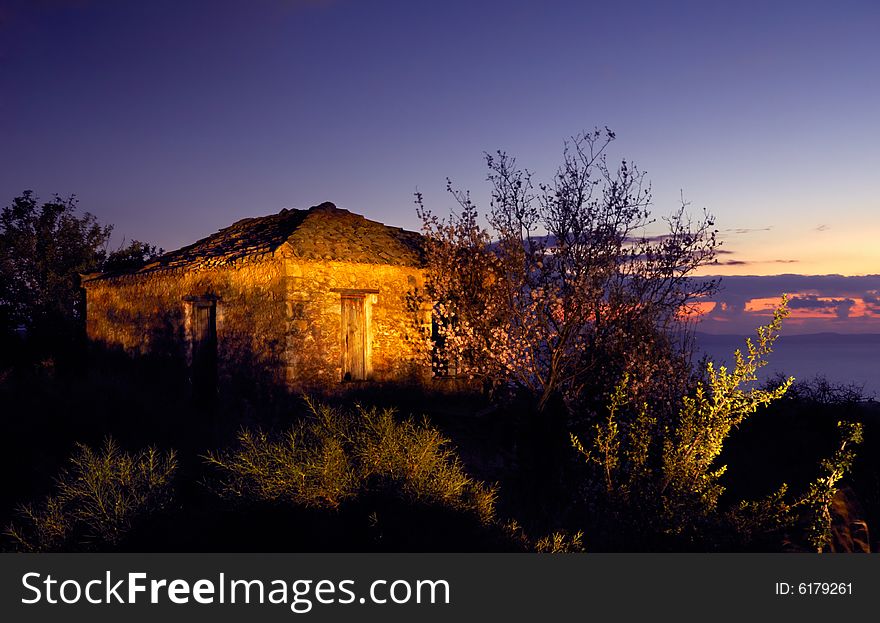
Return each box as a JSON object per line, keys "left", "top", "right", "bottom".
{"left": 5, "top": 438, "right": 177, "bottom": 551}
{"left": 794, "top": 420, "right": 864, "bottom": 551}
{"left": 571, "top": 301, "right": 793, "bottom": 543}
{"left": 204, "top": 400, "right": 497, "bottom": 524}
{"left": 571, "top": 298, "right": 864, "bottom": 549}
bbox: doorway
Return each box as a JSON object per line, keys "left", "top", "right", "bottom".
{"left": 340, "top": 294, "right": 366, "bottom": 381}
{"left": 191, "top": 300, "right": 217, "bottom": 399}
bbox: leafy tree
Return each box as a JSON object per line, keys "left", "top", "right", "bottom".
{"left": 104, "top": 239, "right": 163, "bottom": 274}
{"left": 417, "top": 128, "right": 718, "bottom": 414}
{"left": 0, "top": 191, "right": 111, "bottom": 339}
{"left": 0, "top": 191, "right": 162, "bottom": 353}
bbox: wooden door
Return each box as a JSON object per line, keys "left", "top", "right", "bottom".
{"left": 191, "top": 302, "right": 217, "bottom": 398}
{"left": 341, "top": 295, "right": 366, "bottom": 381}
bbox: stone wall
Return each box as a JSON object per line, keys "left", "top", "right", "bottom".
{"left": 283, "top": 257, "right": 432, "bottom": 389}
{"left": 83, "top": 252, "right": 432, "bottom": 392}
{"left": 83, "top": 254, "right": 288, "bottom": 390}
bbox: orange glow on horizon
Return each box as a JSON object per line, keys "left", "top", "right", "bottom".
{"left": 689, "top": 301, "right": 717, "bottom": 316}
{"left": 742, "top": 295, "right": 871, "bottom": 318}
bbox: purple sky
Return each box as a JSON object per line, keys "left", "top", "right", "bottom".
{"left": 2, "top": 0, "right": 879, "bottom": 334}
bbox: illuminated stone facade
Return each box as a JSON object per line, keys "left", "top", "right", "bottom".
{"left": 82, "top": 203, "right": 432, "bottom": 392}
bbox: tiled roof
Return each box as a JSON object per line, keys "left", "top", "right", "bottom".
{"left": 285, "top": 203, "right": 424, "bottom": 266}
{"left": 95, "top": 202, "right": 425, "bottom": 278}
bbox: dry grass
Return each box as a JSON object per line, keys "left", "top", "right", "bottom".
{"left": 204, "top": 399, "right": 497, "bottom": 524}
{"left": 4, "top": 438, "right": 177, "bottom": 551}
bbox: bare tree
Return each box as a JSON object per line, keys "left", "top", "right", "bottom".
{"left": 417, "top": 128, "right": 718, "bottom": 413}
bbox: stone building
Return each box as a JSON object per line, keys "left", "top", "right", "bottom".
{"left": 81, "top": 202, "right": 432, "bottom": 393}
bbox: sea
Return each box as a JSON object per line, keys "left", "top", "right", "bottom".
{"left": 694, "top": 333, "right": 880, "bottom": 398}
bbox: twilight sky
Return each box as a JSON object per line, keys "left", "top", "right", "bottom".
{"left": 1, "top": 0, "right": 878, "bottom": 334}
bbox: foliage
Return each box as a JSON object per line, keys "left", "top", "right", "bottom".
{"left": 771, "top": 373, "right": 872, "bottom": 406}
{"left": 0, "top": 191, "right": 111, "bottom": 337}
{"left": 103, "top": 239, "right": 164, "bottom": 273}
{"left": 205, "top": 400, "right": 497, "bottom": 524}
{"left": 656, "top": 302, "right": 794, "bottom": 521}
{"left": 571, "top": 298, "right": 864, "bottom": 549}
{"left": 572, "top": 301, "right": 793, "bottom": 544}
{"left": 4, "top": 438, "right": 177, "bottom": 552}
{"left": 0, "top": 191, "right": 163, "bottom": 356}
{"left": 794, "top": 420, "right": 864, "bottom": 551}
{"left": 725, "top": 420, "right": 864, "bottom": 552}
{"left": 417, "top": 128, "right": 717, "bottom": 412}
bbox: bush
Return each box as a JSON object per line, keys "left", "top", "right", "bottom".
{"left": 4, "top": 438, "right": 177, "bottom": 551}
{"left": 571, "top": 299, "right": 864, "bottom": 550}
{"left": 205, "top": 400, "right": 497, "bottom": 524}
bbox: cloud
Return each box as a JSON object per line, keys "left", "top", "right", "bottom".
{"left": 691, "top": 274, "right": 880, "bottom": 334}
{"left": 836, "top": 299, "right": 856, "bottom": 318}
{"left": 787, "top": 295, "right": 856, "bottom": 319}
{"left": 863, "top": 291, "right": 880, "bottom": 315}
{"left": 721, "top": 226, "right": 773, "bottom": 235}
{"left": 713, "top": 258, "right": 799, "bottom": 267}
{"left": 624, "top": 234, "right": 674, "bottom": 244}
{"left": 787, "top": 296, "right": 838, "bottom": 309}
